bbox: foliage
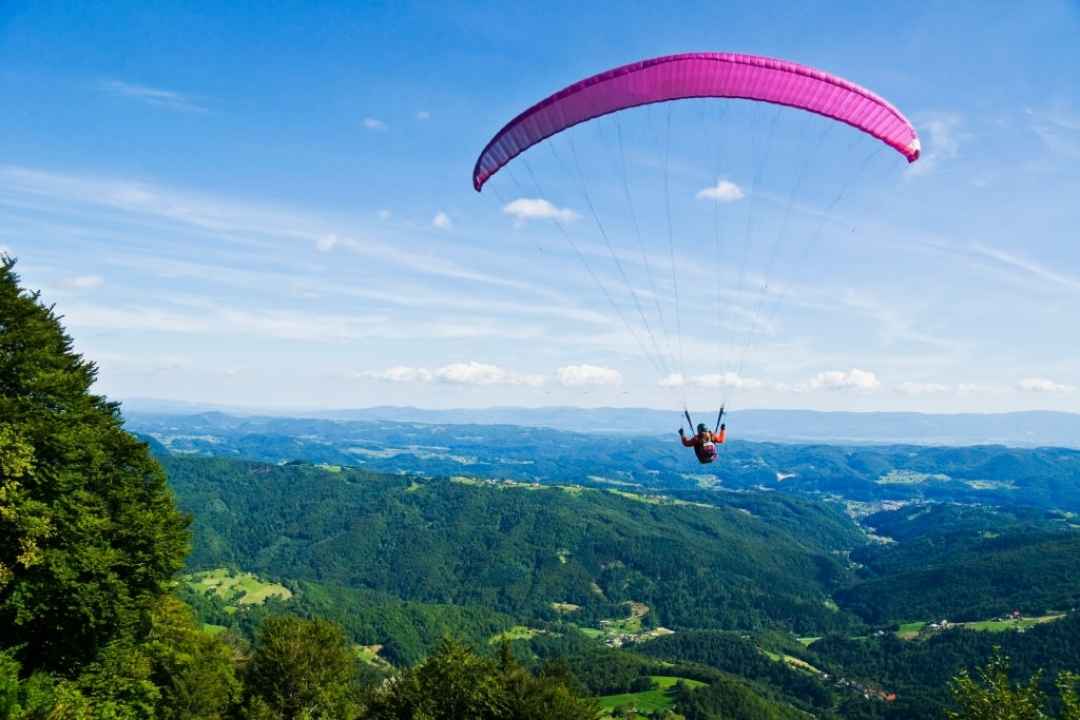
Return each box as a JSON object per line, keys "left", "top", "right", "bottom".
{"left": 838, "top": 532, "right": 1080, "bottom": 624}
{"left": 362, "top": 639, "right": 600, "bottom": 720}
{"left": 0, "top": 257, "right": 190, "bottom": 674}
{"left": 144, "top": 595, "right": 242, "bottom": 720}
{"left": 811, "top": 614, "right": 1080, "bottom": 719}
{"left": 638, "top": 631, "right": 834, "bottom": 710}
{"left": 242, "top": 615, "right": 364, "bottom": 720}
{"left": 673, "top": 674, "right": 808, "bottom": 720}
{"left": 947, "top": 650, "right": 1080, "bottom": 720}
{"left": 165, "top": 455, "right": 858, "bottom": 634}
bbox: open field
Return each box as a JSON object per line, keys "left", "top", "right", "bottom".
{"left": 598, "top": 676, "right": 706, "bottom": 715}
{"left": 762, "top": 649, "right": 824, "bottom": 675}
{"left": 490, "top": 626, "right": 544, "bottom": 643}
{"left": 960, "top": 614, "right": 1065, "bottom": 632}
{"left": 184, "top": 568, "right": 292, "bottom": 607}
{"left": 896, "top": 614, "right": 1065, "bottom": 639}
{"left": 354, "top": 644, "right": 392, "bottom": 669}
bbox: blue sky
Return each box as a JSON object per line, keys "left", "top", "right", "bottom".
{"left": 2, "top": 0, "right": 1079, "bottom": 412}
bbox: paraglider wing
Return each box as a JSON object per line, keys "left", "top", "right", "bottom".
{"left": 472, "top": 52, "right": 920, "bottom": 191}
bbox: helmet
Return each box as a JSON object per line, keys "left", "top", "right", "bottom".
{"left": 696, "top": 423, "right": 708, "bottom": 434}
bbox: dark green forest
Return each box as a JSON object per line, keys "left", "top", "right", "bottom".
{"left": 165, "top": 455, "right": 862, "bottom": 633}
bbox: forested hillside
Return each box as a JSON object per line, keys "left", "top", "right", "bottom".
{"left": 166, "top": 455, "right": 862, "bottom": 634}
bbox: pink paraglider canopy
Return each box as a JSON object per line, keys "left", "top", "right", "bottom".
{"left": 472, "top": 52, "right": 920, "bottom": 191}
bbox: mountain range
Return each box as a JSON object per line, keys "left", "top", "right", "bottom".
{"left": 119, "top": 399, "right": 1080, "bottom": 447}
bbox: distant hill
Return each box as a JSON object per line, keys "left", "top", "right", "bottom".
{"left": 119, "top": 399, "right": 1080, "bottom": 447}
{"left": 125, "top": 410, "right": 1080, "bottom": 511}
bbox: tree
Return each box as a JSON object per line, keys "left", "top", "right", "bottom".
{"left": 243, "top": 615, "right": 363, "bottom": 720}
{"left": 948, "top": 650, "right": 1080, "bottom": 720}
{"left": 363, "top": 638, "right": 600, "bottom": 720}
{"left": 145, "top": 596, "right": 242, "bottom": 720}
{"left": 0, "top": 256, "right": 191, "bottom": 674}
{"left": 1059, "top": 673, "right": 1080, "bottom": 720}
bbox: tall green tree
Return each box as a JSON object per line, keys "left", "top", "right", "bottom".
{"left": 363, "top": 639, "right": 600, "bottom": 720}
{"left": 0, "top": 256, "right": 190, "bottom": 674}
{"left": 948, "top": 651, "right": 1080, "bottom": 720}
{"left": 243, "top": 615, "right": 363, "bottom": 720}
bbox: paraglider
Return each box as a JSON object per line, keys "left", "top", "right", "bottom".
{"left": 680, "top": 406, "right": 727, "bottom": 464}
{"left": 473, "top": 52, "right": 920, "bottom": 192}
{"left": 472, "top": 52, "right": 920, "bottom": 462}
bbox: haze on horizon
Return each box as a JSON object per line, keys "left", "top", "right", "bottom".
{"left": 2, "top": 1, "right": 1078, "bottom": 413}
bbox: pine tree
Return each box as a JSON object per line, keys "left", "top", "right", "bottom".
{"left": 0, "top": 256, "right": 190, "bottom": 674}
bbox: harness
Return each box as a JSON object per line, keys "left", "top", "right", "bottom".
{"left": 696, "top": 441, "right": 718, "bottom": 464}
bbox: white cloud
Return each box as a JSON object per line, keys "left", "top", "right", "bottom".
{"left": 377, "top": 209, "right": 391, "bottom": 221}
{"left": 896, "top": 381, "right": 951, "bottom": 395}
{"left": 432, "top": 211, "right": 452, "bottom": 230}
{"left": 808, "top": 368, "right": 881, "bottom": 392}
{"left": 63, "top": 301, "right": 397, "bottom": 342}
{"left": 0, "top": 166, "right": 547, "bottom": 294}
{"left": 695, "top": 179, "right": 745, "bottom": 202}
{"left": 362, "top": 362, "right": 545, "bottom": 387}
{"left": 416, "top": 111, "right": 431, "bottom": 120}
{"left": 1027, "top": 106, "right": 1080, "bottom": 160}
{"left": 58, "top": 275, "right": 105, "bottom": 290}
{"left": 971, "top": 242, "right": 1080, "bottom": 292}
{"left": 502, "top": 197, "right": 579, "bottom": 224}
{"left": 660, "top": 372, "right": 763, "bottom": 390}
{"left": 362, "top": 366, "right": 434, "bottom": 383}
{"left": 436, "top": 362, "right": 542, "bottom": 386}
{"left": 1018, "top": 377, "right": 1075, "bottom": 393}
{"left": 102, "top": 80, "right": 207, "bottom": 113}
{"left": 362, "top": 117, "right": 387, "bottom": 131}
{"left": 62, "top": 305, "right": 211, "bottom": 334}
{"left": 693, "top": 372, "right": 763, "bottom": 390}
{"left": 316, "top": 233, "right": 339, "bottom": 252}
{"left": 907, "top": 113, "right": 965, "bottom": 176}
{"left": 557, "top": 364, "right": 622, "bottom": 387}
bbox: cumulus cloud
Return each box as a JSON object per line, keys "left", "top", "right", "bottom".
{"left": 695, "top": 179, "right": 745, "bottom": 202}
{"left": 102, "top": 80, "right": 207, "bottom": 113}
{"left": 362, "top": 362, "right": 544, "bottom": 387}
{"left": 807, "top": 368, "right": 881, "bottom": 392}
{"left": 416, "top": 111, "right": 431, "bottom": 120}
{"left": 437, "top": 361, "right": 544, "bottom": 386}
{"left": 896, "top": 381, "right": 951, "bottom": 395}
{"left": 502, "top": 197, "right": 579, "bottom": 225}
{"left": 362, "top": 366, "right": 434, "bottom": 383}
{"left": 432, "top": 211, "right": 452, "bottom": 230}
{"left": 694, "top": 372, "right": 764, "bottom": 390}
{"left": 316, "top": 233, "right": 340, "bottom": 252}
{"left": 1018, "top": 377, "right": 1075, "bottom": 393}
{"left": 557, "top": 364, "right": 622, "bottom": 387}
{"left": 660, "top": 372, "right": 763, "bottom": 390}
{"left": 362, "top": 117, "right": 387, "bottom": 130}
